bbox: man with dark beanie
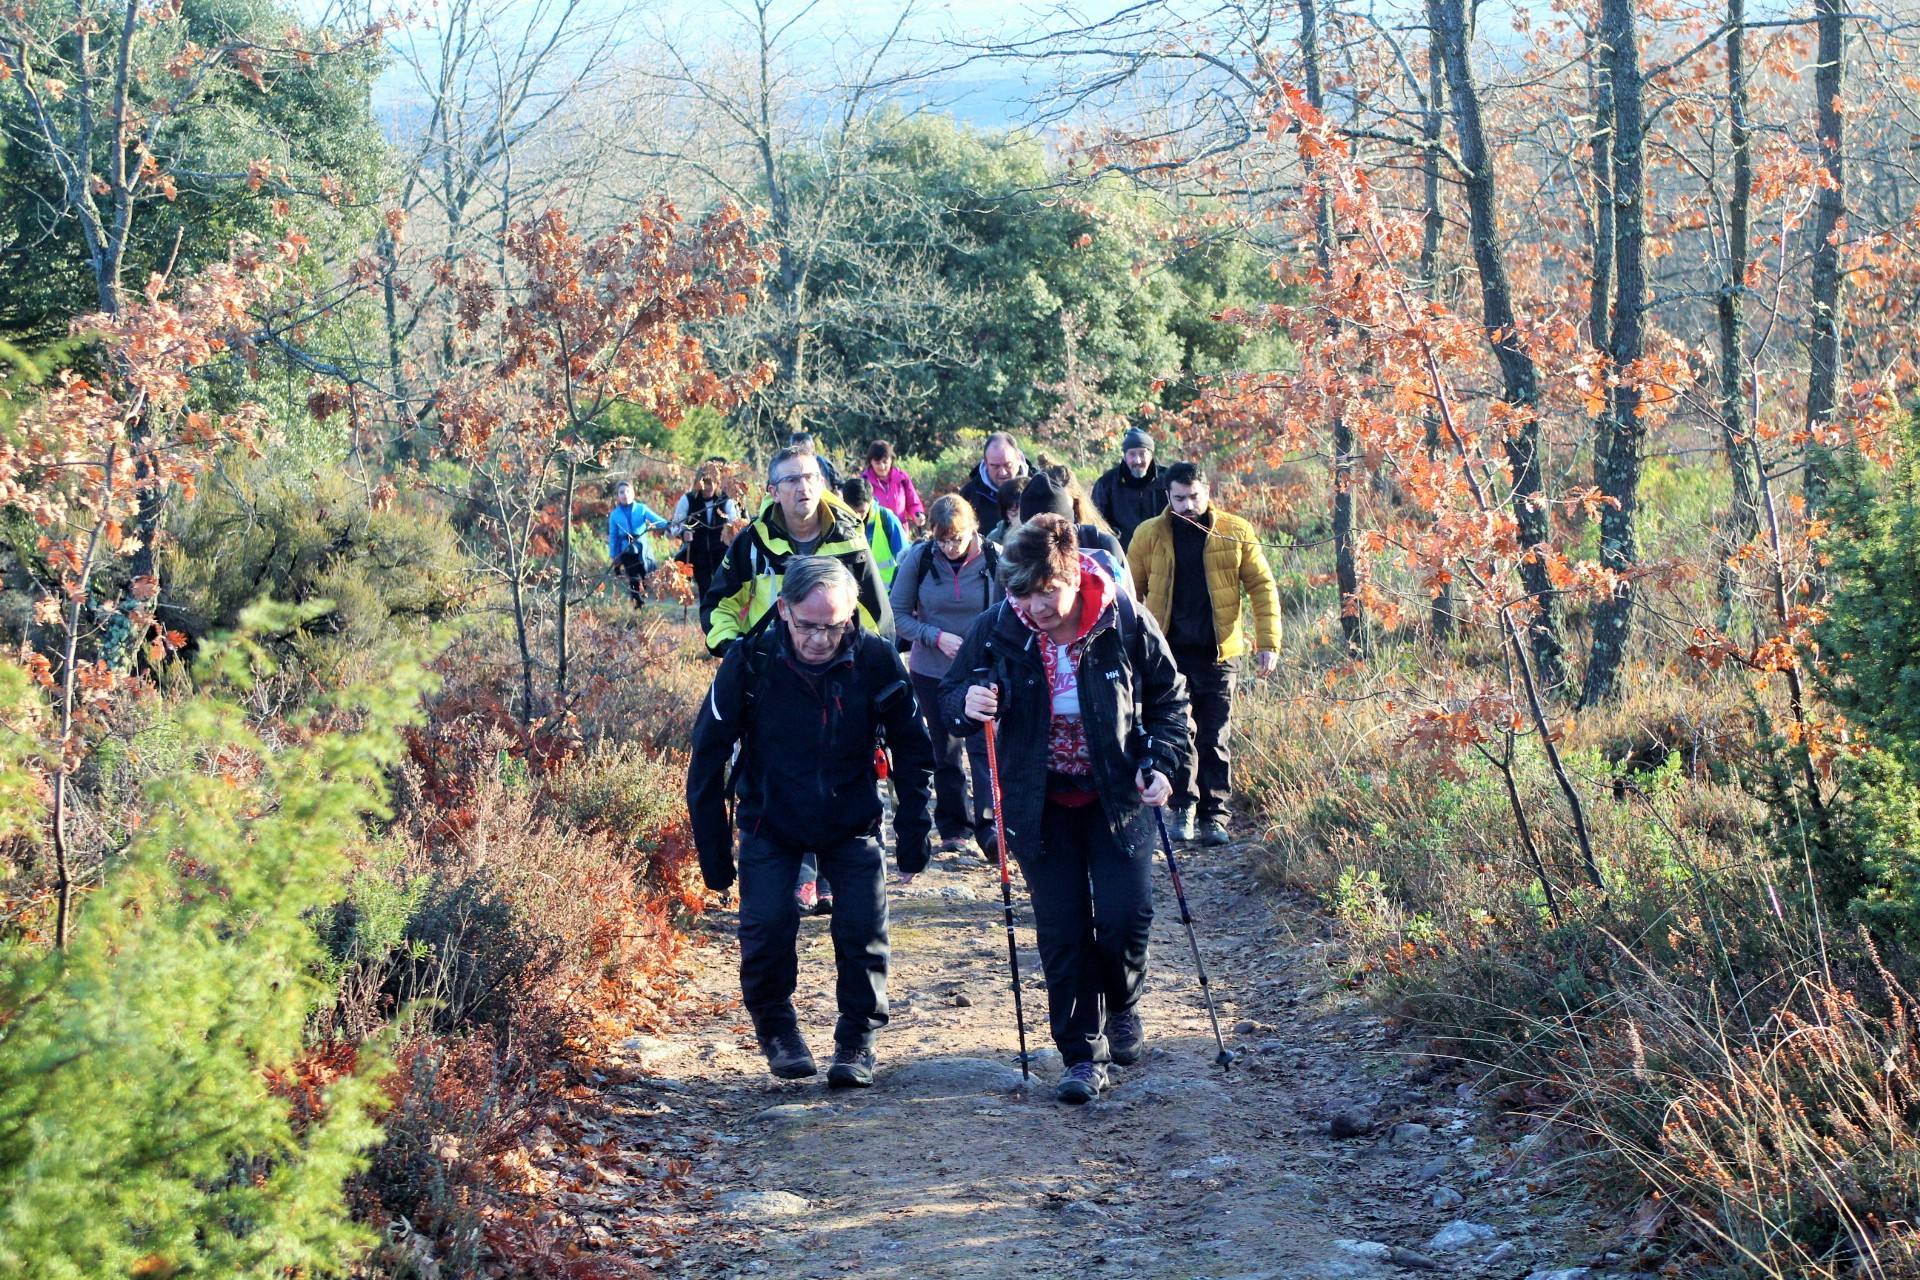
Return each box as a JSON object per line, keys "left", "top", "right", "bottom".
{"left": 1127, "top": 462, "right": 1281, "bottom": 846}
{"left": 1017, "top": 470, "right": 1130, "bottom": 586}
{"left": 1091, "top": 427, "right": 1170, "bottom": 550}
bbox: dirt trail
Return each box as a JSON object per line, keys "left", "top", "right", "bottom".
{"left": 561, "top": 835, "right": 1618, "bottom": 1279}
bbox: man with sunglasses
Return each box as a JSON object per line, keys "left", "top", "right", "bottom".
{"left": 689, "top": 557, "right": 935, "bottom": 1087}
{"left": 701, "top": 445, "right": 894, "bottom": 656}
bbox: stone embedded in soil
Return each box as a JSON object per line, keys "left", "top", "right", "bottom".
{"left": 1429, "top": 1219, "right": 1499, "bottom": 1252}
{"left": 719, "top": 1190, "right": 811, "bottom": 1216}
{"left": 1428, "top": 1184, "right": 1465, "bottom": 1210}
{"left": 1108, "top": 1076, "right": 1229, "bottom": 1107}
{"left": 1388, "top": 1122, "right": 1432, "bottom": 1145}
{"left": 1483, "top": 1242, "right": 1519, "bottom": 1266}
{"left": 1387, "top": 1246, "right": 1443, "bottom": 1270}
{"left": 1023, "top": 1046, "right": 1064, "bottom": 1072}
{"left": 887, "top": 1057, "right": 1029, "bottom": 1094}
{"left": 1057, "top": 1200, "right": 1111, "bottom": 1224}
{"left": 1328, "top": 1107, "right": 1372, "bottom": 1139}
{"left": 951, "top": 991, "right": 973, "bottom": 1007}
{"left": 1334, "top": 1239, "right": 1391, "bottom": 1260}
{"left": 1413, "top": 1155, "right": 1451, "bottom": 1182}
{"left": 751, "top": 1103, "right": 820, "bottom": 1125}
{"left": 1524, "top": 1270, "right": 1594, "bottom": 1280}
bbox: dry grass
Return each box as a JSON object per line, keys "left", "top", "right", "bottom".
{"left": 1234, "top": 643, "right": 1920, "bottom": 1275}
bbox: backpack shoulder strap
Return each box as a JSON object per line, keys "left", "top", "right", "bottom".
{"left": 737, "top": 627, "right": 776, "bottom": 723}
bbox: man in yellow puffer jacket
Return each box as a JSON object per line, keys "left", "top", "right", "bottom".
{"left": 1126, "top": 461, "right": 1281, "bottom": 846}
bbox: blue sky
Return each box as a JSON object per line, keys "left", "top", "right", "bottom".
{"left": 323, "top": 0, "right": 1155, "bottom": 132}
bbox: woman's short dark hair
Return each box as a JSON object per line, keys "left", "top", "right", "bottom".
{"left": 1001, "top": 514, "right": 1080, "bottom": 596}
{"left": 867, "top": 439, "right": 894, "bottom": 463}
{"left": 994, "top": 475, "right": 1029, "bottom": 519}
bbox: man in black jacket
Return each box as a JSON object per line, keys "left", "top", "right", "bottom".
{"left": 688, "top": 557, "right": 935, "bottom": 1087}
{"left": 1090, "top": 427, "right": 1169, "bottom": 550}
{"left": 959, "top": 431, "right": 1030, "bottom": 532}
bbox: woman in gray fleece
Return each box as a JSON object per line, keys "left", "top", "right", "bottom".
{"left": 890, "top": 494, "right": 1002, "bottom": 859}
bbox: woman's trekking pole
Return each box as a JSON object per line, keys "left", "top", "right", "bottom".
{"left": 1152, "top": 805, "right": 1235, "bottom": 1070}
{"left": 982, "top": 719, "right": 1032, "bottom": 1082}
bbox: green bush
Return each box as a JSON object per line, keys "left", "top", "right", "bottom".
{"left": 1810, "top": 413, "right": 1920, "bottom": 936}
{"left": 1818, "top": 415, "right": 1920, "bottom": 767}
{"left": 164, "top": 460, "right": 465, "bottom": 684}
{"left": 0, "top": 608, "right": 435, "bottom": 1278}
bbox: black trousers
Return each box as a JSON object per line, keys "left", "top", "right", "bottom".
{"left": 615, "top": 550, "right": 649, "bottom": 605}
{"left": 738, "top": 832, "right": 889, "bottom": 1049}
{"left": 1017, "top": 801, "right": 1154, "bottom": 1066}
{"left": 687, "top": 546, "right": 726, "bottom": 599}
{"left": 913, "top": 671, "right": 990, "bottom": 841}
{"left": 1171, "top": 649, "right": 1235, "bottom": 822}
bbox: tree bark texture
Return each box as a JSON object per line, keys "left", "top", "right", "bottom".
{"left": 1299, "top": 0, "right": 1363, "bottom": 654}
{"left": 1802, "top": 0, "right": 1846, "bottom": 513}
{"left": 1714, "top": 0, "right": 1762, "bottom": 626}
{"left": 1433, "top": 0, "right": 1565, "bottom": 690}
{"left": 1582, "top": 0, "right": 1649, "bottom": 706}
{"left": 1422, "top": 16, "right": 1456, "bottom": 638}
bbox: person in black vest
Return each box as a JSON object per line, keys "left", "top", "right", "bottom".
{"left": 1090, "top": 427, "right": 1170, "bottom": 550}
{"left": 939, "top": 515, "right": 1191, "bottom": 1105}
{"left": 688, "top": 556, "right": 935, "bottom": 1087}
{"left": 671, "top": 459, "right": 740, "bottom": 595}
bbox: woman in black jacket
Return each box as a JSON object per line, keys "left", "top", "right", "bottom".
{"left": 939, "top": 514, "right": 1190, "bottom": 1104}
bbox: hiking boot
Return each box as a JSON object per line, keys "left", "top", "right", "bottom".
{"left": 936, "top": 834, "right": 974, "bottom": 855}
{"left": 1054, "top": 1061, "right": 1108, "bottom": 1105}
{"left": 1201, "top": 818, "right": 1231, "bottom": 847}
{"left": 759, "top": 1028, "right": 816, "bottom": 1080}
{"left": 1105, "top": 1010, "right": 1145, "bottom": 1067}
{"left": 826, "top": 1044, "right": 877, "bottom": 1089}
{"left": 813, "top": 889, "right": 834, "bottom": 916}
{"left": 796, "top": 880, "right": 819, "bottom": 913}
{"left": 978, "top": 824, "right": 1000, "bottom": 864}
{"left": 1169, "top": 807, "right": 1197, "bottom": 842}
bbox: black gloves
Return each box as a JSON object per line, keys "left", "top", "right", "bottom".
{"left": 699, "top": 847, "right": 736, "bottom": 894}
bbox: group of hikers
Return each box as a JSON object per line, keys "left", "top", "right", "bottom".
{"left": 625, "top": 427, "right": 1281, "bottom": 1104}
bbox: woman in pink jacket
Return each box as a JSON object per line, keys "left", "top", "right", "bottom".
{"left": 861, "top": 440, "right": 925, "bottom": 529}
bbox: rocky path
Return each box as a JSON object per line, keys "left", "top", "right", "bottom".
{"left": 548, "top": 835, "right": 1625, "bottom": 1279}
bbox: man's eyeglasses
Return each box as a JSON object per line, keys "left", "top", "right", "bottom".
{"left": 772, "top": 470, "right": 822, "bottom": 489}
{"left": 788, "top": 618, "right": 853, "bottom": 641}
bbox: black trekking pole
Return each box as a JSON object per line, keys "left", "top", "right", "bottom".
{"left": 1152, "top": 805, "right": 1236, "bottom": 1070}
{"left": 982, "top": 718, "right": 1032, "bottom": 1083}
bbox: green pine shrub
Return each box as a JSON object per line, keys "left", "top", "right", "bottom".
{"left": 1810, "top": 413, "right": 1920, "bottom": 940}
{"left": 164, "top": 460, "right": 466, "bottom": 686}
{"left": 0, "top": 606, "right": 436, "bottom": 1278}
